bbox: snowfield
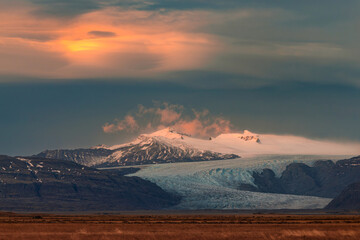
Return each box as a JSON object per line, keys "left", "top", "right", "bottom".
{"left": 110, "top": 128, "right": 360, "bottom": 157}
{"left": 129, "top": 155, "right": 352, "bottom": 209}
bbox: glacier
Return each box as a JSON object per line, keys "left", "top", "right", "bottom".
{"left": 129, "top": 155, "right": 352, "bottom": 209}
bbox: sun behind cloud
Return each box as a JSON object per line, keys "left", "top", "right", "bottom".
{"left": 62, "top": 39, "right": 102, "bottom": 52}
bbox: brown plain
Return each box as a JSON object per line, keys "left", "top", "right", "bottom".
{"left": 0, "top": 213, "right": 359, "bottom": 240}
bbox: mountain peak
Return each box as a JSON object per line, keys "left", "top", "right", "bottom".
{"left": 243, "top": 130, "right": 255, "bottom": 135}
{"left": 142, "top": 127, "right": 190, "bottom": 140}
{"left": 215, "top": 130, "right": 261, "bottom": 143}
{"left": 90, "top": 144, "right": 109, "bottom": 149}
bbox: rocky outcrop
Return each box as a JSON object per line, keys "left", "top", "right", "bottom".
{"left": 240, "top": 156, "right": 360, "bottom": 198}
{"left": 35, "top": 148, "right": 114, "bottom": 166}
{"left": 325, "top": 182, "right": 360, "bottom": 210}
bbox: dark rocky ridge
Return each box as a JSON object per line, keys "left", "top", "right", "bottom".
{"left": 326, "top": 182, "right": 360, "bottom": 210}
{"left": 239, "top": 156, "right": 360, "bottom": 198}
{"left": 35, "top": 148, "right": 114, "bottom": 166}
{"left": 0, "top": 155, "right": 180, "bottom": 212}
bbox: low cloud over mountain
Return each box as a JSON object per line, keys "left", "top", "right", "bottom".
{"left": 103, "top": 102, "right": 232, "bottom": 138}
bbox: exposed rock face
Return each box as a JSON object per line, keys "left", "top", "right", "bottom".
{"left": 240, "top": 156, "right": 360, "bottom": 198}
{"left": 35, "top": 148, "right": 114, "bottom": 167}
{"left": 252, "top": 169, "right": 284, "bottom": 193}
{"left": 326, "top": 182, "right": 360, "bottom": 210}
{"left": 0, "top": 155, "right": 180, "bottom": 211}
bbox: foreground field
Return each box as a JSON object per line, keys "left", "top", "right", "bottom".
{"left": 0, "top": 213, "right": 359, "bottom": 240}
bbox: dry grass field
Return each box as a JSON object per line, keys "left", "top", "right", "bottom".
{"left": 0, "top": 213, "right": 359, "bottom": 240}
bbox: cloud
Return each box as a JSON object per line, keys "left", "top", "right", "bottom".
{"left": 0, "top": 0, "right": 359, "bottom": 87}
{"left": 25, "top": 0, "right": 256, "bottom": 18}
{"left": 29, "top": 0, "right": 101, "bottom": 17}
{"left": 26, "top": 0, "right": 359, "bottom": 18}
{"left": 0, "top": 40, "right": 68, "bottom": 77}
{"left": 0, "top": 5, "right": 218, "bottom": 79}
{"left": 103, "top": 115, "right": 139, "bottom": 133}
{"left": 6, "top": 33, "right": 57, "bottom": 42}
{"left": 88, "top": 31, "right": 117, "bottom": 38}
{"left": 28, "top": 0, "right": 354, "bottom": 15}
{"left": 103, "top": 102, "right": 233, "bottom": 137}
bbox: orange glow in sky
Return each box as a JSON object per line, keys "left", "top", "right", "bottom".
{"left": 62, "top": 40, "right": 102, "bottom": 52}
{"left": 0, "top": 4, "right": 218, "bottom": 78}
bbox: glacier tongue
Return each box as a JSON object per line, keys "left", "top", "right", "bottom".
{"left": 173, "top": 184, "right": 330, "bottom": 210}
{"left": 130, "top": 155, "right": 349, "bottom": 209}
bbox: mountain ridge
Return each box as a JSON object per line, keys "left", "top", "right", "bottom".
{"left": 0, "top": 155, "right": 180, "bottom": 211}
{"left": 34, "top": 128, "right": 360, "bottom": 167}
{"left": 35, "top": 128, "right": 241, "bottom": 167}
{"left": 241, "top": 156, "right": 360, "bottom": 198}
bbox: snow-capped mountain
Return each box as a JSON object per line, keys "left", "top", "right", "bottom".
{"left": 35, "top": 127, "right": 360, "bottom": 167}
{"left": 96, "top": 129, "right": 240, "bottom": 168}
{"left": 35, "top": 128, "right": 240, "bottom": 167}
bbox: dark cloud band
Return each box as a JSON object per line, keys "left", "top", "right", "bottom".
{"left": 88, "top": 31, "right": 117, "bottom": 38}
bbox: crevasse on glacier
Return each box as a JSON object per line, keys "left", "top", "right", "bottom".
{"left": 131, "top": 155, "right": 350, "bottom": 209}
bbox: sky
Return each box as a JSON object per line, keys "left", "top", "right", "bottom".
{"left": 0, "top": 0, "right": 359, "bottom": 155}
